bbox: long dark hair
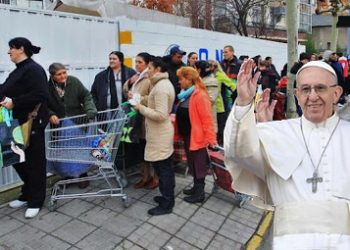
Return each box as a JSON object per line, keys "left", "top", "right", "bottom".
{"left": 9, "top": 37, "right": 40, "bottom": 57}
{"left": 195, "top": 60, "right": 211, "bottom": 78}
{"left": 137, "top": 52, "right": 152, "bottom": 64}
{"left": 150, "top": 56, "right": 168, "bottom": 72}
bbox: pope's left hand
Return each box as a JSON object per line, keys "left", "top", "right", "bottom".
{"left": 0, "top": 97, "right": 14, "bottom": 110}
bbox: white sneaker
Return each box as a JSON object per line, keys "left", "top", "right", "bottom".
{"left": 9, "top": 200, "right": 27, "bottom": 208}
{"left": 25, "top": 208, "right": 40, "bottom": 219}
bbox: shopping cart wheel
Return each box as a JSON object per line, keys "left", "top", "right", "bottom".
{"left": 48, "top": 199, "right": 57, "bottom": 212}
{"left": 122, "top": 196, "right": 130, "bottom": 208}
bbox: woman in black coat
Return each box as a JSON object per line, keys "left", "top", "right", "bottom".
{"left": 0, "top": 37, "right": 49, "bottom": 219}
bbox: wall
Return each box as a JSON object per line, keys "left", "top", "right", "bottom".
{"left": 312, "top": 26, "right": 348, "bottom": 51}
{"left": 118, "top": 17, "right": 305, "bottom": 73}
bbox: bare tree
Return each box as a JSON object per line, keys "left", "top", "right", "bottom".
{"left": 174, "top": 0, "right": 214, "bottom": 30}
{"left": 213, "top": 0, "right": 270, "bottom": 36}
{"left": 249, "top": 4, "right": 269, "bottom": 38}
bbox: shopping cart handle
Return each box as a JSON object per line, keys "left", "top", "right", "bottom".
{"left": 208, "top": 145, "right": 224, "bottom": 152}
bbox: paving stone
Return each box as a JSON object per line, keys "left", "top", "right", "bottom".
{"left": 0, "top": 205, "right": 18, "bottom": 216}
{"left": 52, "top": 219, "right": 97, "bottom": 244}
{"left": 176, "top": 221, "right": 215, "bottom": 249}
{"left": 79, "top": 206, "right": 117, "bottom": 227}
{"left": 164, "top": 237, "right": 200, "bottom": 250}
{"left": 29, "top": 211, "right": 72, "bottom": 233}
{"left": 0, "top": 225, "right": 46, "bottom": 250}
{"left": 148, "top": 212, "right": 186, "bottom": 234}
{"left": 76, "top": 228, "right": 123, "bottom": 250}
{"left": 40, "top": 235, "right": 71, "bottom": 250}
{"left": 229, "top": 207, "right": 262, "bottom": 230}
{"left": 138, "top": 190, "right": 161, "bottom": 205}
{"left": 98, "top": 196, "right": 128, "bottom": 213}
{"left": 114, "top": 240, "right": 145, "bottom": 250}
{"left": 190, "top": 207, "right": 226, "bottom": 232}
{"left": 218, "top": 218, "right": 255, "bottom": 245}
{"left": 0, "top": 216, "right": 23, "bottom": 237}
{"left": 56, "top": 199, "right": 95, "bottom": 217}
{"left": 202, "top": 195, "right": 234, "bottom": 217}
{"left": 9, "top": 207, "right": 50, "bottom": 223}
{"left": 127, "top": 223, "right": 171, "bottom": 250}
{"left": 243, "top": 202, "right": 265, "bottom": 216}
{"left": 102, "top": 213, "right": 143, "bottom": 238}
{"left": 172, "top": 197, "right": 198, "bottom": 219}
{"left": 121, "top": 200, "right": 153, "bottom": 222}
{"left": 125, "top": 187, "right": 149, "bottom": 200}
{"left": 206, "top": 234, "right": 242, "bottom": 250}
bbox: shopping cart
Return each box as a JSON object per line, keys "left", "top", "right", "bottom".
{"left": 46, "top": 108, "right": 129, "bottom": 211}
{"left": 208, "top": 146, "right": 251, "bottom": 208}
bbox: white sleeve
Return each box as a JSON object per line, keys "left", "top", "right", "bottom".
{"left": 224, "top": 103, "right": 266, "bottom": 181}
{"left": 234, "top": 103, "right": 252, "bottom": 121}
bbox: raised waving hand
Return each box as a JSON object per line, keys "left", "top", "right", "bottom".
{"left": 236, "top": 59, "right": 261, "bottom": 106}
{"left": 255, "top": 89, "right": 277, "bottom": 122}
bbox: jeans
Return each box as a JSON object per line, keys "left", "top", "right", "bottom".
{"left": 152, "top": 157, "right": 175, "bottom": 206}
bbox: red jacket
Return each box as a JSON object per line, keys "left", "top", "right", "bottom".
{"left": 189, "top": 87, "right": 217, "bottom": 150}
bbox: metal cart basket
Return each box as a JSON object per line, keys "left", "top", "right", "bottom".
{"left": 45, "top": 108, "right": 129, "bottom": 210}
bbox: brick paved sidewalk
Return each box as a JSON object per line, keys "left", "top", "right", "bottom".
{"left": 0, "top": 175, "right": 267, "bottom": 250}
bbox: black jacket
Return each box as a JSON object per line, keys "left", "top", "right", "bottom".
{"left": 0, "top": 58, "right": 49, "bottom": 128}
{"left": 162, "top": 55, "right": 185, "bottom": 95}
{"left": 91, "top": 66, "right": 136, "bottom": 111}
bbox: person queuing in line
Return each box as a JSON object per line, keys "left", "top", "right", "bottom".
{"left": 265, "top": 56, "right": 280, "bottom": 80}
{"left": 123, "top": 52, "right": 159, "bottom": 189}
{"left": 47, "top": 62, "right": 97, "bottom": 189}
{"left": 220, "top": 45, "right": 241, "bottom": 111}
{"left": 162, "top": 45, "right": 186, "bottom": 96}
{"left": 224, "top": 60, "right": 349, "bottom": 249}
{"left": 133, "top": 57, "right": 175, "bottom": 216}
{"left": 1, "top": 37, "right": 49, "bottom": 219}
{"left": 91, "top": 51, "right": 136, "bottom": 111}
{"left": 207, "top": 60, "right": 236, "bottom": 145}
{"left": 186, "top": 52, "right": 198, "bottom": 68}
{"left": 195, "top": 60, "right": 219, "bottom": 132}
{"left": 176, "top": 67, "right": 217, "bottom": 203}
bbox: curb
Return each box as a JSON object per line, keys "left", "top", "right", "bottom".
{"left": 244, "top": 211, "right": 274, "bottom": 250}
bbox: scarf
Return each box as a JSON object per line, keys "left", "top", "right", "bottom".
{"left": 177, "top": 85, "right": 195, "bottom": 103}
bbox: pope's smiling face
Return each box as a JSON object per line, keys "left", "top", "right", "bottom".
{"left": 295, "top": 67, "right": 342, "bottom": 123}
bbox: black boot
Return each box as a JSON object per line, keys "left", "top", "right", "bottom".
{"left": 183, "top": 183, "right": 205, "bottom": 204}
{"left": 148, "top": 198, "right": 174, "bottom": 216}
{"left": 183, "top": 186, "right": 195, "bottom": 195}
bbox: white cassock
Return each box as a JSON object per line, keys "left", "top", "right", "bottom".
{"left": 224, "top": 103, "right": 350, "bottom": 250}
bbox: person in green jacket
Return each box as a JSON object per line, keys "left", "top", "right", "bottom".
{"left": 47, "top": 62, "right": 97, "bottom": 188}
{"left": 47, "top": 63, "right": 97, "bottom": 124}
{"left": 208, "top": 60, "right": 236, "bottom": 145}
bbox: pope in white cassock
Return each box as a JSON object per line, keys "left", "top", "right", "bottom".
{"left": 224, "top": 60, "right": 350, "bottom": 250}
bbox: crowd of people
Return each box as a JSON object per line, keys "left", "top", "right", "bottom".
{"left": 1, "top": 36, "right": 350, "bottom": 235}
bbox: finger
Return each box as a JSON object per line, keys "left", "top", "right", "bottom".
{"left": 252, "top": 70, "right": 261, "bottom": 84}
{"left": 269, "top": 100, "right": 278, "bottom": 111}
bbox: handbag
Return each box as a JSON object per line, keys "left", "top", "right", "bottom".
{"left": 120, "top": 101, "right": 141, "bottom": 144}
{"left": 0, "top": 107, "right": 26, "bottom": 168}
{"left": 21, "top": 104, "right": 41, "bottom": 148}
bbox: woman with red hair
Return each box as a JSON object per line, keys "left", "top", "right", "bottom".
{"left": 176, "top": 67, "right": 217, "bottom": 203}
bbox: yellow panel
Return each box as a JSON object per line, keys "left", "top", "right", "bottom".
{"left": 120, "top": 31, "right": 132, "bottom": 44}
{"left": 124, "top": 57, "right": 133, "bottom": 68}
